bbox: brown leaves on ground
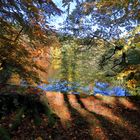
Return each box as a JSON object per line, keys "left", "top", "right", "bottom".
{"left": 0, "top": 85, "right": 140, "bottom": 140}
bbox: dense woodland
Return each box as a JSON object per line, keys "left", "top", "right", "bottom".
{"left": 0, "top": 0, "right": 140, "bottom": 139}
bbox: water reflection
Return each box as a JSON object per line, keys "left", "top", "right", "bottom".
{"left": 94, "top": 82, "right": 129, "bottom": 96}
{"left": 41, "top": 42, "right": 131, "bottom": 96}
{"left": 38, "top": 80, "right": 130, "bottom": 96}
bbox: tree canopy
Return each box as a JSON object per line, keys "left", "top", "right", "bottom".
{"left": 62, "top": 0, "right": 140, "bottom": 39}
{"left": 0, "top": 0, "right": 140, "bottom": 94}
{"left": 0, "top": 0, "right": 62, "bottom": 84}
{"left": 57, "top": 0, "right": 140, "bottom": 94}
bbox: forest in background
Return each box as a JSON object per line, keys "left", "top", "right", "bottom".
{"left": 0, "top": 0, "right": 140, "bottom": 139}
{"left": 1, "top": 0, "right": 140, "bottom": 95}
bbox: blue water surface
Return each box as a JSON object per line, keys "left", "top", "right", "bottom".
{"left": 38, "top": 80, "right": 130, "bottom": 96}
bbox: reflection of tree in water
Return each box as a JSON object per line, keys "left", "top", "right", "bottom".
{"left": 60, "top": 45, "right": 78, "bottom": 92}
{"left": 70, "top": 48, "right": 77, "bottom": 92}
{"left": 59, "top": 40, "right": 107, "bottom": 93}
{"left": 60, "top": 48, "right": 69, "bottom": 92}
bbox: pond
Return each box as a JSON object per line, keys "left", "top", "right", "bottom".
{"left": 38, "top": 80, "right": 130, "bottom": 96}
{"left": 37, "top": 43, "right": 131, "bottom": 96}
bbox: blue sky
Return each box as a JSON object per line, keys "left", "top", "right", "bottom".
{"left": 50, "top": 0, "right": 76, "bottom": 29}
{"left": 50, "top": 0, "right": 128, "bottom": 37}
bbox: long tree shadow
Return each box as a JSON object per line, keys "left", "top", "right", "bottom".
{"left": 93, "top": 97, "right": 140, "bottom": 140}
{"left": 75, "top": 94, "right": 87, "bottom": 109}
{"left": 112, "top": 98, "right": 140, "bottom": 135}
{"left": 72, "top": 95, "right": 140, "bottom": 140}
{"left": 63, "top": 93, "right": 94, "bottom": 140}
{"left": 128, "top": 96, "right": 140, "bottom": 110}
{"left": 90, "top": 111, "right": 124, "bottom": 140}
{"left": 72, "top": 95, "right": 121, "bottom": 139}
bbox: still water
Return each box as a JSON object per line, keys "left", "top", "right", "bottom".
{"left": 38, "top": 46, "right": 130, "bottom": 96}
{"left": 38, "top": 80, "right": 129, "bottom": 96}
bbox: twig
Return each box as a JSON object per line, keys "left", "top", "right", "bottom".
{"left": 14, "top": 27, "right": 24, "bottom": 42}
